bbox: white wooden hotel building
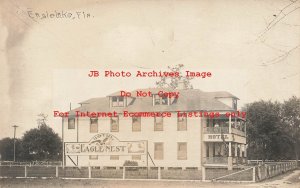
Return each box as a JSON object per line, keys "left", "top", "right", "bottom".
{"left": 62, "top": 88, "right": 246, "bottom": 170}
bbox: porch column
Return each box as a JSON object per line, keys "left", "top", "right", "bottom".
{"left": 234, "top": 143, "right": 238, "bottom": 157}
{"left": 202, "top": 142, "right": 207, "bottom": 164}
{"left": 228, "top": 115, "right": 233, "bottom": 170}
{"left": 228, "top": 142, "right": 233, "bottom": 170}
{"left": 209, "top": 143, "right": 213, "bottom": 157}
{"left": 221, "top": 143, "right": 224, "bottom": 156}
{"left": 229, "top": 115, "right": 232, "bottom": 133}
{"left": 244, "top": 144, "right": 247, "bottom": 158}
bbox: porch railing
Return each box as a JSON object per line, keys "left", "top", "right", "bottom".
{"left": 205, "top": 157, "right": 228, "bottom": 164}
{"left": 233, "top": 157, "right": 246, "bottom": 164}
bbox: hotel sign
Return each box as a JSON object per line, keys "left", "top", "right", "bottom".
{"left": 204, "top": 134, "right": 232, "bottom": 142}
{"left": 204, "top": 134, "right": 246, "bottom": 144}
{"left": 65, "top": 133, "right": 147, "bottom": 156}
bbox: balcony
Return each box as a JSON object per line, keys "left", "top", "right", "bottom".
{"left": 204, "top": 127, "right": 229, "bottom": 134}
{"left": 204, "top": 127, "right": 245, "bottom": 137}
{"left": 231, "top": 128, "right": 245, "bottom": 137}
{"left": 203, "top": 127, "right": 246, "bottom": 144}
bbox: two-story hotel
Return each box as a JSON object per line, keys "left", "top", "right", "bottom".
{"left": 62, "top": 87, "right": 246, "bottom": 170}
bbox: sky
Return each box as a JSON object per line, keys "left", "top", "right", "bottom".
{"left": 0, "top": 0, "right": 299, "bottom": 139}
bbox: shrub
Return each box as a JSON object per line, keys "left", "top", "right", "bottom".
{"left": 123, "top": 160, "right": 138, "bottom": 166}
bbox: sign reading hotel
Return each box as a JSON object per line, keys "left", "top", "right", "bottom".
{"left": 204, "top": 134, "right": 246, "bottom": 144}
{"left": 207, "top": 134, "right": 230, "bottom": 140}
{"left": 65, "top": 133, "right": 146, "bottom": 156}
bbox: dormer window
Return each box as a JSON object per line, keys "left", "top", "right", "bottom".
{"left": 232, "top": 99, "right": 237, "bottom": 110}
{"left": 162, "top": 96, "right": 168, "bottom": 105}
{"left": 112, "top": 96, "right": 124, "bottom": 107}
{"left": 153, "top": 94, "right": 168, "bottom": 105}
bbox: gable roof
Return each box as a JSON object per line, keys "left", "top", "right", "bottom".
{"left": 206, "top": 91, "right": 239, "bottom": 99}
{"left": 69, "top": 88, "right": 237, "bottom": 116}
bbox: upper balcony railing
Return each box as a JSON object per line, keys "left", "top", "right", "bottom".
{"left": 204, "top": 127, "right": 229, "bottom": 134}
{"left": 204, "top": 127, "right": 245, "bottom": 137}
{"left": 231, "top": 128, "right": 246, "bottom": 137}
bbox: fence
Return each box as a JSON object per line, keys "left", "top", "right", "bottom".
{"left": 247, "top": 160, "right": 299, "bottom": 166}
{"left": 253, "top": 161, "right": 297, "bottom": 182}
{"left": 0, "top": 166, "right": 202, "bottom": 180}
{"left": 203, "top": 161, "right": 298, "bottom": 182}
{"left": 0, "top": 161, "right": 297, "bottom": 181}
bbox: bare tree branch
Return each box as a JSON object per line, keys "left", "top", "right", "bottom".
{"left": 257, "top": 0, "right": 300, "bottom": 40}
{"left": 261, "top": 40, "right": 288, "bottom": 53}
{"left": 282, "top": 72, "right": 300, "bottom": 79}
{"left": 259, "top": 44, "right": 300, "bottom": 66}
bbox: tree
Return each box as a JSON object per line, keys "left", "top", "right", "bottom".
{"left": 21, "top": 124, "right": 62, "bottom": 161}
{"left": 281, "top": 96, "right": 300, "bottom": 163}
{"left": 156, "top": 64, "right": 194, "bottom": 89}
{"left": 0, "top": 137, "right": 22, "bottom": 161}
{"left": 245, "top": 97, "right": 300, "bottom": 160}
{"left": 0, "top": 114, "right": 62, "bottom": 161}
{"left": 245, "top": 100, "right": 283, "bottom": 160}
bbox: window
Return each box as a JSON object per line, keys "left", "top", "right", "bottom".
{"left": 132, "top": 155, "right": 141, "bottom": 160}
{"left": 154, "top": 95, "right": 160, "bottom": 105}
{"left": 177, "top": 142, "right": 187, "bottom": 160}
{"left": 89, "top": 155, "right": 98, "bottom": 160}
{"left": 154, "top": 117, "right": 163, "bottom": 131}
{"left": 154, "top": 143, "right": 164, "bottom": 160}
{"left": 110, "top": 155, "right": 119, "bottom": 160}
{"left": 68, "top": 118, "right": 75, "bottom": 129}
{"left": 232, "top": 99, "right": 237, "bottom": 110}
{"left": 154, "top": 94, "right": 168, "bottom": 105}
{"left": 90, "top": 118, "right": 98, "bottom": 133}
{"left": 161, "top": 96, "right": 168, "bottom": 105}
{"left": 111, "top": 116, "right": 119, "bottom": 132}
{"left": 132, "top": 117, "right": 141, "bottom": 132}
{"left": 177, "top": 116, "right": 187, "bottom": 131}
{"left": 112, "top": 96, "right": 125, "bottom": 107}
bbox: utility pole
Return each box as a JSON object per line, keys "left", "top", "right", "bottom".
{"left": 12, "top": 125, "right": 18, "bottom": 162}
